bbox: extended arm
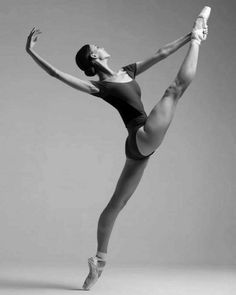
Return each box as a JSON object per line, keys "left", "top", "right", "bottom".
{"left": 26, "top": 28, "right": 98, "bottom": 94}
{"left": 136, "top": 32, "right": 192, "bottom": 76}
{"left": 27, "top": 48, "right": 58, "bottom": 77}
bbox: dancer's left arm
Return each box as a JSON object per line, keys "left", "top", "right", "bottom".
{"left": 135, "top": 32, "right": 192, "bottom": 76}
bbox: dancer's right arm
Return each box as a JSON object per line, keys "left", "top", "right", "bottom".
{"left": 26, "top": 28, "right": 99, "bottom": 94}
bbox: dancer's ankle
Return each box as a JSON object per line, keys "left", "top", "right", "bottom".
{"left": 96, "top": 251, "right": 107, "bottom": 261}
{"left": 191, "top": 38, "right": 201, "bottom": 46}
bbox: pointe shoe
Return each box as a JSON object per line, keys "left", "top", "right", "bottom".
{"left": 82, "top": 256, "right": 106, "bottom": 290}
{"left": 192, "top": 6, "right": 211, "bottom": 44}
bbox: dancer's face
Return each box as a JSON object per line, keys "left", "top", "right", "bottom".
{"left": 89, "top": 44, "right": 110, "bottom": 60}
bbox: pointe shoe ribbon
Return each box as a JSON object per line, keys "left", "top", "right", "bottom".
{"left": 82, "top": 256, "right": 106, "bottom": 290}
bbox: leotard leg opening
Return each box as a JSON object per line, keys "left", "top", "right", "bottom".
{"left": 125, "top": 125, "right": 155, "bottom": 161}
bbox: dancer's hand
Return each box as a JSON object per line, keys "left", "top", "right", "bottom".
{"left": 26, "top": 27, "right": 42, "bottom": 53}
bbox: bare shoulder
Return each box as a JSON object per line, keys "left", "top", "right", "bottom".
{"left": 89, "top": 80, "right": 100, "bottom": 94}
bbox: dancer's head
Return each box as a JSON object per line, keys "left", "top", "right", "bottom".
{"left": 75, "top": 44, "right": 110, "bottom": 77}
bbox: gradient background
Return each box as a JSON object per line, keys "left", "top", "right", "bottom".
{"left": 0, "top": 0, "right": 235, "bottom": 269}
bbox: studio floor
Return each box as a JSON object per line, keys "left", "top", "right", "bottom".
{"left": 0, "top": 264, "right": 235, "bottom": 295}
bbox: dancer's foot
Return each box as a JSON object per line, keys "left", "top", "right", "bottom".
{"left": 82, "top": 256, "right": 106, "bottom": 290}
{"left": 191, "top": 6, "right": 211, "bottom": 45}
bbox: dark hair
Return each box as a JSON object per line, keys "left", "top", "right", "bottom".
{"left": 75, "top": 44, "right": 96, "bottom": 77}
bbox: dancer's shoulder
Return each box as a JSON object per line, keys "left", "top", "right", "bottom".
{"left": 122, "top": 63, "right": 137, "bottom": 79}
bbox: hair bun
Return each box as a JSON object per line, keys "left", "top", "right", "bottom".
{"left": 84, "top": 66, "right": 96, "bottom": 77}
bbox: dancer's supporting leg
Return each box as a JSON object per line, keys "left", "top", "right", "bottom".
{"left": 83, "top": 157, "right": 149, "bottom": 290}
{"left": 97, "top": 157, "right": 149, "bottom": 254}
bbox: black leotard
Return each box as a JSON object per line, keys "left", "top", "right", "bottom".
{"left": 90, "top": 63, "right": 154, "bottom": 160}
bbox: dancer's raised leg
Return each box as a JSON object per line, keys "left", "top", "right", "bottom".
{"left": 136, "top": 7, "right": 211, "bottom": 156}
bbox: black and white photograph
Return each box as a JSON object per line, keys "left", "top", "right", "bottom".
{"left": 0, "top": 0, "right": 235, "bottom": 294}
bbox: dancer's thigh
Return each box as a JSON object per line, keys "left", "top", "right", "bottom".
{"left": 136, "top": 82, "right": 183, "bottom": 155}
{"left": 108, "top": 157, "right": 149, "bottom": 209}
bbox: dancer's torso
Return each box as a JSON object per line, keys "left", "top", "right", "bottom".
{"left": 90, "top": 63, "right": 147, "bottom": 129}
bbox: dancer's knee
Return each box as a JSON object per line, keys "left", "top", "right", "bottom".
{"left": 107, "top": 192, "right": 130, "bottom": 212}
{"left": 98, "top": 204, "right": 119, "bottom": 229}
{"left": 165, "top": 78, "right": 188, "bottom": 101}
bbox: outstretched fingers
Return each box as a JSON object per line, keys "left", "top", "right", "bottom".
{"left": 26, "top": 27, "right": 42, "bottom": 51}
{"left": 29, "top": 27, "right": 42, "bottom": 38}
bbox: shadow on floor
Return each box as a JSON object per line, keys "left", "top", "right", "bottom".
{"left": 0, "top": 277, "right": 85, "bottom": 291}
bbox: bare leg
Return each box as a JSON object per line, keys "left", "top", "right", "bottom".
{"left": 136, "top": 8, "right": 211, "bottom": 156}
{"left": 97, "top": 157, "right": 149, "bottom": 254}
{"left": 136, "top": 40, "right": 200, "bottom": 155}
{"left": 83, "top": 158, "right": 149, "bottom": 290}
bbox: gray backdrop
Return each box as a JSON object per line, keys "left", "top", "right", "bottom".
{"left": 0, "top": 0, "right": 235, "bottom": 267}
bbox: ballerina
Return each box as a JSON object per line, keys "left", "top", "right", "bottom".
{"left": 26, "top": 6, "right": 211, "bottom": 290}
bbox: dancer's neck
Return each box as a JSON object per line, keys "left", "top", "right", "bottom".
{"left": 95, "top": 59, "right": 117, "bottom": 81}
